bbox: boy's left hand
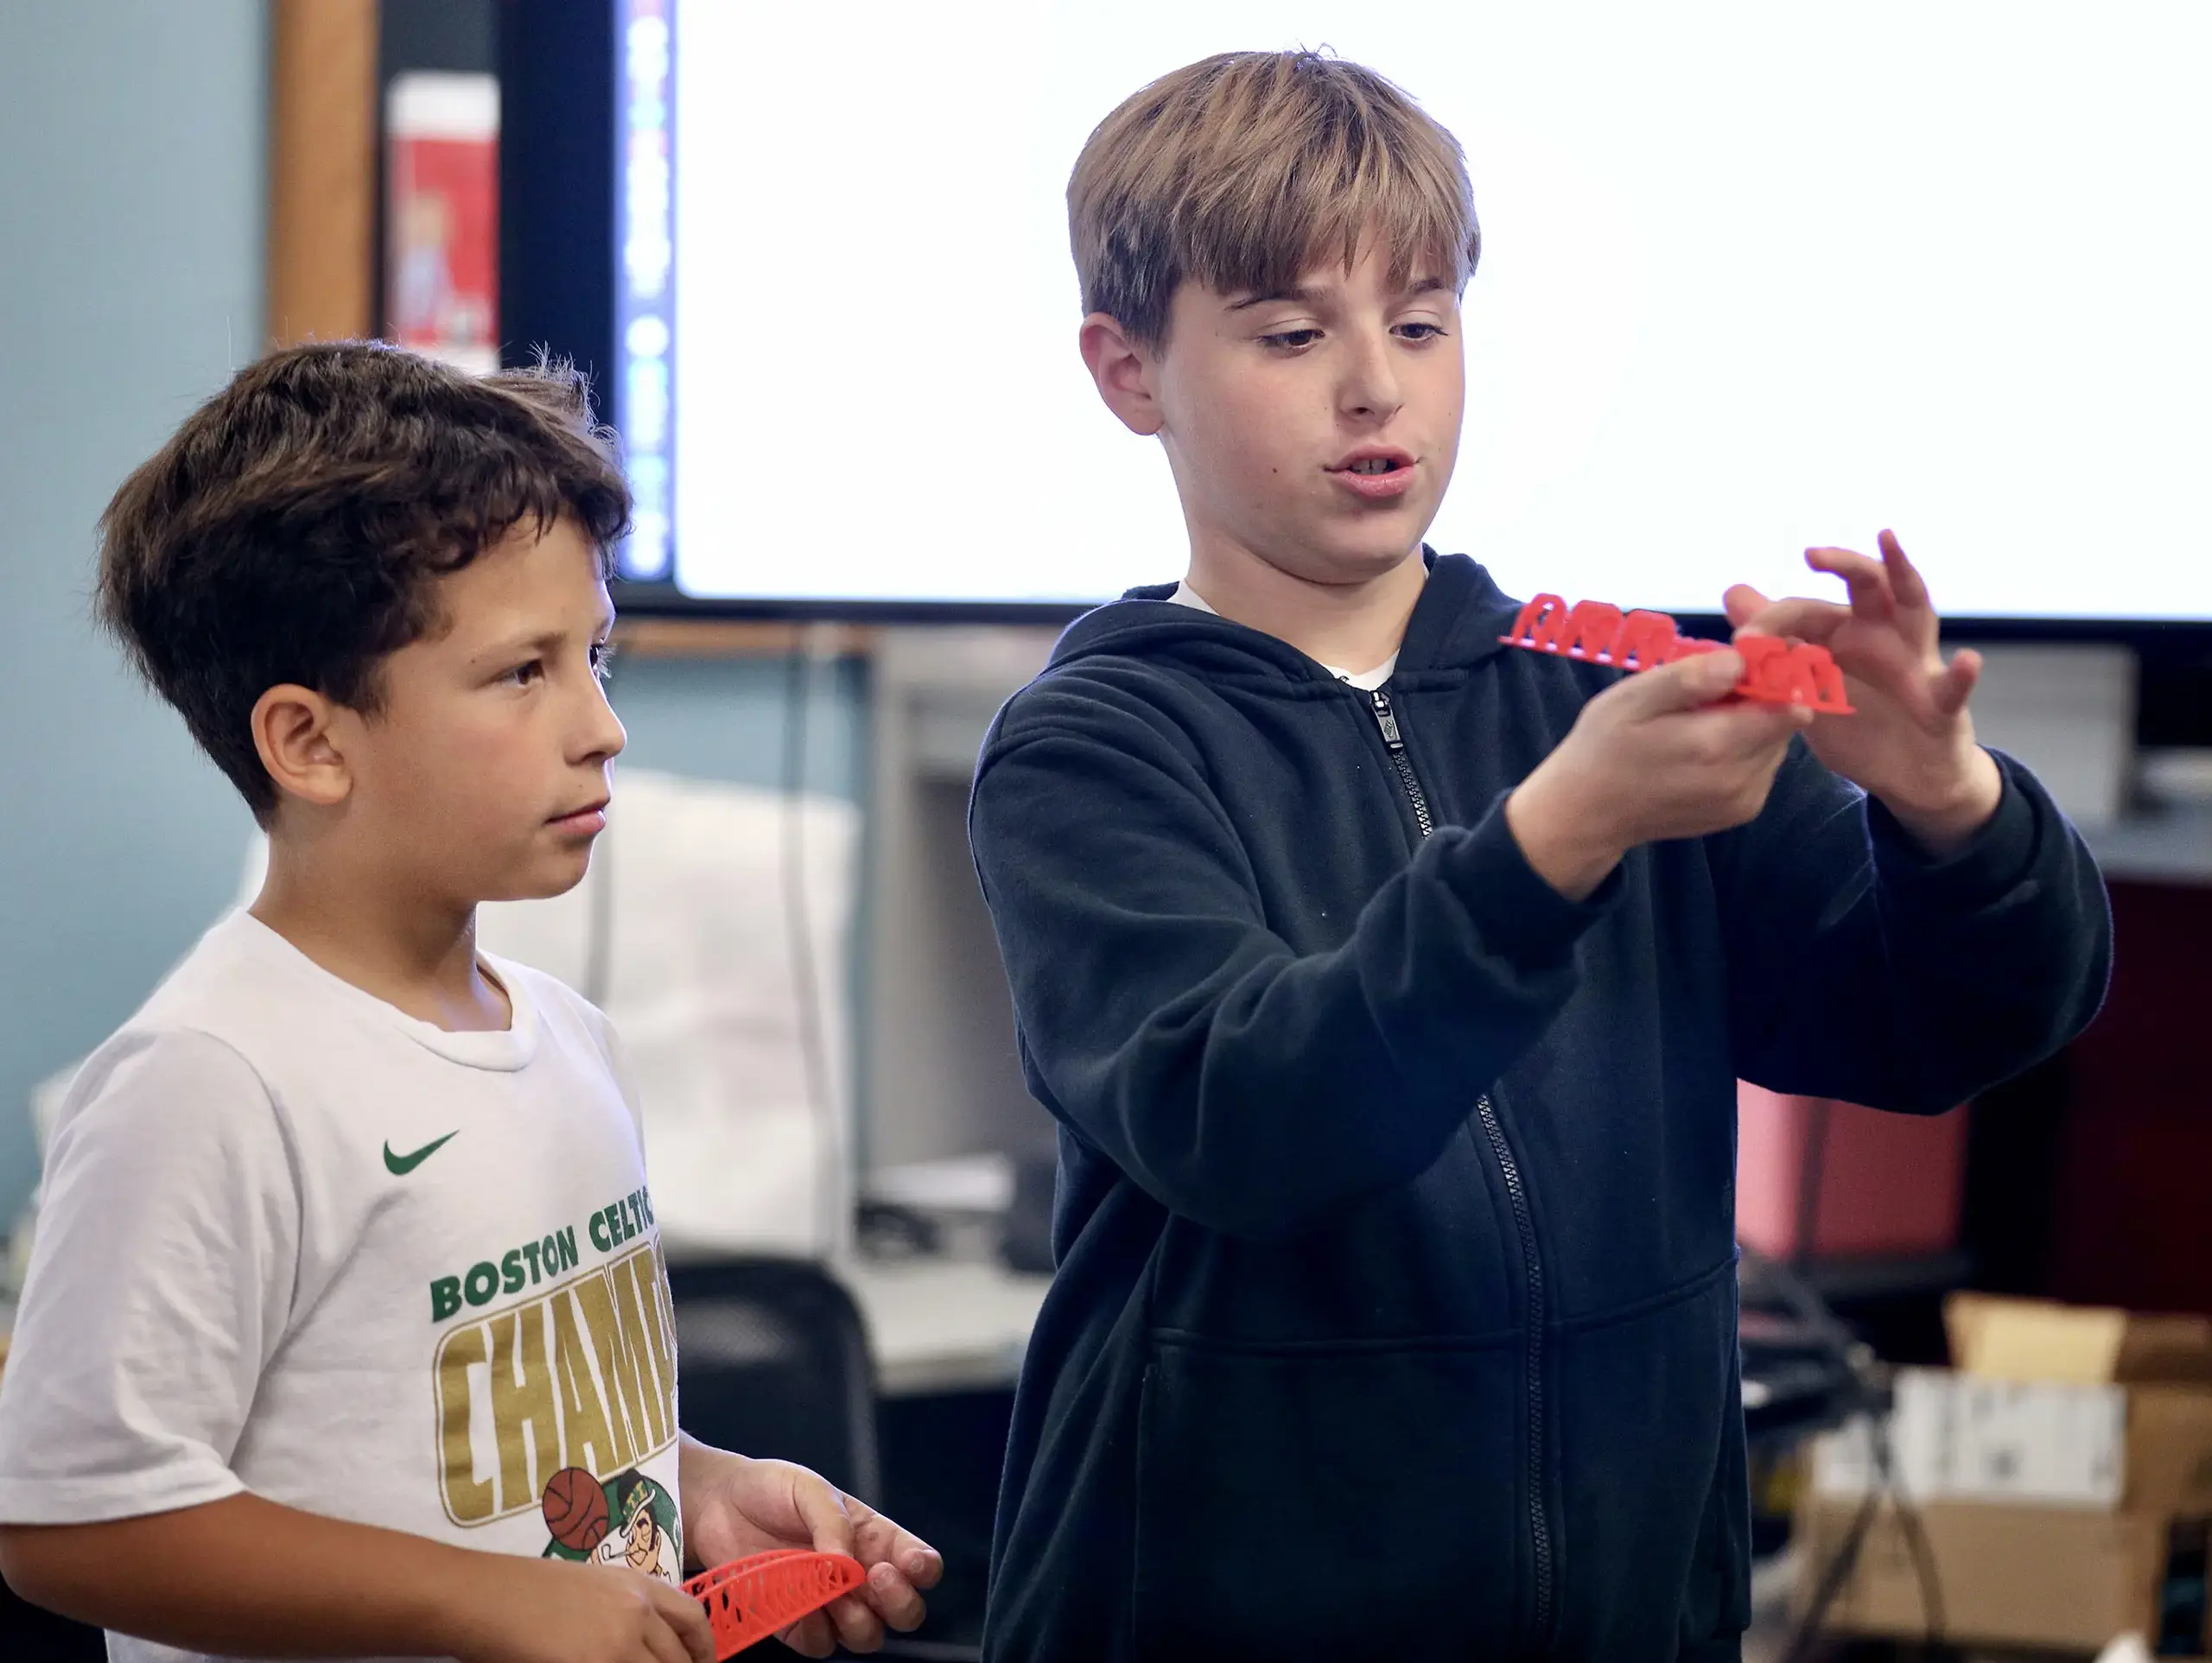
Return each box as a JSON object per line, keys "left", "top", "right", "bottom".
{"left": 1724, "top": 530, "right": 2003, "bottom": 853}
{"left": 683, "top": 1447, "right": 942, "bottom": 1657}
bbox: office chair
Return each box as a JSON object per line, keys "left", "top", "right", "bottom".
{"left": 666, "top": 1257, "right": 982, "bottom": 1662}
{"left": 667, "top": 1256, "right": 883, "bottom": 1504}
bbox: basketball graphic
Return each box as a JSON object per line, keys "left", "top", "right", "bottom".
{"left": 542, "top": 1467, "right": 610, "bottom": 1552}
{"left": 540, "top": 1467, "right": 681, "bottom": 1579}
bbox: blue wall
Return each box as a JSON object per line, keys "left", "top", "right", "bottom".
{"left": 605, "top": 655, "right": 866, "bottom": 799}
{"left": 0, "top": 3, "right": 271, "bottom": 1227}
{"left": 0, "top": 3, "right": 867, "bottom": 1225}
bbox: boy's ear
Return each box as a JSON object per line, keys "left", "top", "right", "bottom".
{"left": 250, "top": 683, "right": 353, "bottom": 810}
{"left": 1078, "top": 313, "right": 1164, "bottom": 437}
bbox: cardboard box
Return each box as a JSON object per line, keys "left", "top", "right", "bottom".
{"left": 2133, "top": 1387, "right": 2212, "bottom": 1519}
{"left": 1796, "top": 1498, "right": 2163, "bottom": 1654}
{"left": 1950, "top": 1295, "right": 2212, "bottom": 1527}
{"left": 1948, "top": 1294, "right": 2212, "bottom": 1390}
{"left": 1814, "top": 1366, "right": 2126, "bottom": 1507}
{"left": 1798, "top": 1294, "right": 2212, "bottom": 1655}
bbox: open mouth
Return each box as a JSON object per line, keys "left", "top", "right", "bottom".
{"left": 1329, "top": 450, "right": 1419, "bottom": 498}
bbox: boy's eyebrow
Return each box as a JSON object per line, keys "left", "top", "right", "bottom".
{"left": 1230, "top": 285, "right": 1309, "bottom": 309}
{"left": 1226, "top": 283, "right": 1325, "bottom": 312}
{"left": 476, "top": 612, "right": 618, "bottom": 663}
{"left": 478, "top": 628, "right": 566, "bottom": 663}
{"left": 1225, "top": 273, "right": 1457, "bottom": 311}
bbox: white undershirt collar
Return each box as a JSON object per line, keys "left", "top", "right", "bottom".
{"left": 1167, "top": 581, "right": 1401, "bottom": 691}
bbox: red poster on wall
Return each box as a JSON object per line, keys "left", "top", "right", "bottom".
{"left": 385, "top": 72, "right": 499, "bottom": 372}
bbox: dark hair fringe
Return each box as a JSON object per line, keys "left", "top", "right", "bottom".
{"left": 96, "top": 340, "right": 632, "bottom": 819}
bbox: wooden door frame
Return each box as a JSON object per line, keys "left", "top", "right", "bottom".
{"left": 266, "top": 0, "right": 378, "bottom": 346}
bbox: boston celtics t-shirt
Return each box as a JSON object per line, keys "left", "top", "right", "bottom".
{"left": 0, "top": 911, "right": 683, "bottom": 1663}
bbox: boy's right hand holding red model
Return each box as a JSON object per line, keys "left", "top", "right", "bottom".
{"left": 1508, "top": 646, "right": 1813, "bottom": 899}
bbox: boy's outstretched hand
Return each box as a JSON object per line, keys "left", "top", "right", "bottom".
{"left": 1724, "top": 530, "right": 2003, "bottom": 854}
{"left": 681, "top": 1440, "right": 942, "bottom": 1658}
{"left": 1508, "top": 648, "right": 1813, "bottom": 901}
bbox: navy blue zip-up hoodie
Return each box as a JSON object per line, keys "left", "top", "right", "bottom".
{"left": 967, "top": 552, "right": 2110, "bottom": 1662}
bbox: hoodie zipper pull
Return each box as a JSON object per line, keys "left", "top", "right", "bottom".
{"left": 1366, "top": 687, "right": 1434, "bottom": 839}
{"left": 1370, "top": 688, "right": 1404, "bottom": 748}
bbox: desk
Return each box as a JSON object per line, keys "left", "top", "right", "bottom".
{"left": 838, "top": 1256, "right": 1051, "bottom": 1398}
{"left": 2083, "top": 804, "right": 2212, "bottom": 887}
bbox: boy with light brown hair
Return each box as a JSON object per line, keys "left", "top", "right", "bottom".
{"left": 969, "top": 50, "right": 2107, "bottom": 1660}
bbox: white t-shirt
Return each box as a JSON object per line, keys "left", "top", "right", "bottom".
{"left": 1167, "top": 581, "right": 1400, "bottom": 690}
{"left": 0, "top": 911, "right": 685, "bottom": 1663}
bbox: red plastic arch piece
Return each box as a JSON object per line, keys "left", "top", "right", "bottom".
{"left": 1560, "top": 600, "right": 1624, "bottom": 661}
{"left": 1500, "top": 593, "right": 1852, "bottom": 713}
{"left": 1506, "top": 593, "right": 1572, "bottom": 651}
{"left": 684, "top": 1549, "right": 868, "bottom": 1659}
{"left": 1614, "top": 608, "right": 1684, "bottom": 670}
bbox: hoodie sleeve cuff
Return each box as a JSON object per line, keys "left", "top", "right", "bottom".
{"left": 1427, "top": 791, "right": 1624, "bottom": 972}
{"left": 1866, "top": 749, "right": 2044, "bottom": 910}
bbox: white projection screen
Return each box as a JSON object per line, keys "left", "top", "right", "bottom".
{"left": 612, "top": 1, "right": 2212, "bottom": 623}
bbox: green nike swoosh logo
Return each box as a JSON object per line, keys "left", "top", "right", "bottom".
{"left": 384, "top": 1130, "right": 460, "bottom": 1175}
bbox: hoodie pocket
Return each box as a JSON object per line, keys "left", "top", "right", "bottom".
{"left": 1133, "top": 1333, "right": 1526, "bottom": 1660}
{"left": 1678, "top": 1333, "right": 1752, "bottom": 1654}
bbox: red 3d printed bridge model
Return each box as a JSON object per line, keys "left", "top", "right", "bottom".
{"left": 683, "top": 1549, "right": 868, "bottom": 1658}
{"left": 1500, "top": 593, "right": 1853, "bottom": 714}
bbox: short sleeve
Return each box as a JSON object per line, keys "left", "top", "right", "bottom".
{"left": 565, "top": 985, "right": 647, "bottom": 1148}
{"left": 0, "top": 1029, "right": 300, "bottom": 1524}
{"left": 606, "top": 1021, "right": 645, "bottom": 1130}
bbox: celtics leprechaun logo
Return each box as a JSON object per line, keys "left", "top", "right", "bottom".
{"left": 540, "top": 1465, "right": 682, "bottom": 1583}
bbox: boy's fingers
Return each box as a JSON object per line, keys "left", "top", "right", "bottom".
{"left": 865, "top": 1559, "right": 932, "bottom": 1630}
{"left": 851, "top": 1508, "right": 944, "bottom": 1590}
{"left": 778, "top": 1612, "right": 837, "bottom": 1658}
{"left": 1878, "top": 528, "right": 1932, "bottom": 611}
{"left": 646, "top": 1579, "right": 715, "bottom": 1663}
{"left": 902, "top": 1544, "right": 944, "bottom": 1589}
{"left": 1697, "top": 701, "right": 1814, "bottom": 753}
{"left": 640, "top": 1614, "right": 702, "bottom": 1663}
{"left": 1932, "top": 649, "right": 1981, "bottom": 719}
{"left": 828, "top": 1590, "right": 887, "bottom": 1653}
{"left": 791, "top": 1477, "right": 857, "bottom": 1558}
{"left": 1630, "top": 650, "right": 1745, "bottom": 712}
{"left": 1805, "top": 546, "right": 1897, "bottom": 621}
{"left": 1722, "top": 582, "right": 1770, "bottom": 628}
{"left": 1729, "top": 595, "right": 1848, "bottom": 644}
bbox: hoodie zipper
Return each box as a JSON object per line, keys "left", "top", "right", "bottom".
{"left": 1367, "top": 688, "right": 1435, "bottom": 837}
{"left": 1366, "top": 684, "right": 1554, "bottom": 1640}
